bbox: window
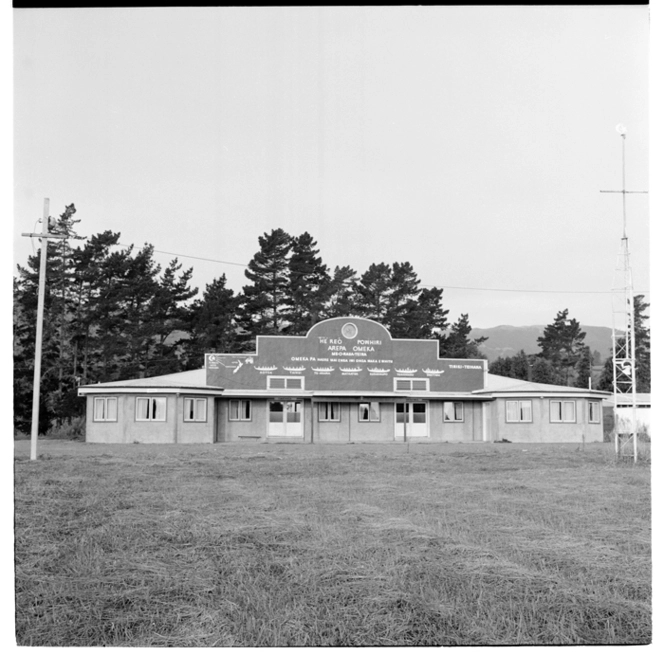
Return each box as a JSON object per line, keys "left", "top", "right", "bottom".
{"left": 136, "top": 397, "right": 167, "bottom": 421}
{"left": 184, "top": 397, "right": 207, "bottom": 422}
{"left": 229, "top": 400, "right": 251, "bottom": 421}
{"left": 318, "top": 402, "right": 340, "bottom": 422}
{"left": 93, "top": 397, "right": 117, "bottom": 422}
{"left": 394, "top": 378, "right": 429, "bottom": 392}
{"left": 588, "top": 401, "right": 600, "bottom": 424}
{"left": 550, "top": 400, "right": 576, "bottom": 423}
{"left": 506, "top": 400, "right": 532, "bottom": 423}
{"left": 359, "top": 402, "right": 380, "bottom": 422}
{"left": 412, "top": 402, "right": 427, "bottom": 424}
{"left": 267, "top": 376, "right": 304, "bottom": 390}
{"left": 443, "top": 401, "right": 464, "bottom": 422}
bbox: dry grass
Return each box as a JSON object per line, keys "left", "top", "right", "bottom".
{"left": 14, "top": 441, "right": 651, "bottom": 646}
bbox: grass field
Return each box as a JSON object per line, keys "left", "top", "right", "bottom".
{"left": 14, "top": 440, "right": 651, "bottom": 646}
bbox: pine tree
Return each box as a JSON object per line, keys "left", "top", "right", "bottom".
{"left": 384, "top": 262, "right": 421, "bottom": 338}
{"left": 530, "top": 356, "right": 561, "bottom": 384}
{"left": 116, "top": 245, "right": 163, "bottom": 379}
{"left": 147, "top": 260, "right": 198, "bottom": 377}
{"left": 180, "top": 275, "right": 240, "bottom": 368}
{"left": 237, "top": 228, "right": 293, "bottom": 347}
{"left": 395, "top": 287, "right": 450, "bottom": 340}
{"left": 284, "top": 232, "right": 330, "bottom": 334}
{"left": 356, "top": 262, "right": 393, "bottom": 323}
{"left": 536, "top": 309, "right": 586, "bottom": 386}
{"left": 489, "top": 350, "right": 531, "bottom": 381}
{"left": 575, "top": 345, "right": 593, "bottom": 389}
{"left": 439, "top": 314, "right": 488, "bottom": 359}
{"left": 324, "top": 266, "right": 359, "bottom": 318}
{"left": 69, "top": 231, "right": 123, "bottom": 385}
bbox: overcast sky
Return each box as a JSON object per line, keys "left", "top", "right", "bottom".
{"left": 13, "top": 6, "right": 650, "bottom": 329}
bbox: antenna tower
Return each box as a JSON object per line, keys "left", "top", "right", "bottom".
{"left": 600, "top": 125, "right": 647, "bottom": 462}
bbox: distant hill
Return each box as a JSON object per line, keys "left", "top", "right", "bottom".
{"left": 470, "top": 325, "right": 614, "bottom": 363}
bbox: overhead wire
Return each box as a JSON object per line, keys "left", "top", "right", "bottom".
{"left": 109, "top": 242, "right": 648, "bottom": 296}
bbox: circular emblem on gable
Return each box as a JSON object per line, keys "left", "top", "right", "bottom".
{"left": 341, "top": 322, "right": 358, "bottom": 339}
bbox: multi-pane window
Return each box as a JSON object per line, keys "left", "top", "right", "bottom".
{"left": 135, "top": 397, "right": 167, "bottom": 422}
{"left": 229, "top": 400, "right": 251, "bottom": 421}
{"left": 93, "top": 397, "right": 118, "bottom": 422}
{"left": 506, "top": 400, "right": 532, "bottom": 423}
{"left": 184, "top": 397, "right": 207, "bottom": 422}
{"left": 394, "top": 378, "right": 429, "bottom": 392}
{"left": 359, "top": 402, "right": 380, "bottom": 422}
{"left": 267, "top": 376, "right": 304, "bottom": 390}
{"left": 318, "top": 402, "right": 340, "bottom": 422}
{"left": 550, "top": 400, "right": 576, "bottom": 423}
{"left": 588, "top": 401, "right": 601, "bottom": 424}
{"left": 396, "top": 402, "right": 427, "bottom": 423}
{"left": 443, "top": 401, "right": 464, "bottom": 422}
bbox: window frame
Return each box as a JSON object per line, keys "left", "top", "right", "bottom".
{"left": 588, "top": 400, "right": 601, "bottom": 424}
{"left": 393, "top": 378, "right": 430, "bottom": 392}
{"left": 358, "top": 401, "right": 381, "bottom": 423}
{"left": 183, "top": 397, "right": 208, "bottom": 422}
{"left": 443, "top": 401, "right": 464, "bottom": 422}
{"left": 228, "top": 399, "right": 252, "bottom": 422}
{"left": 135, "top": 396, "right": 167, "bottom": 422}
{"left": 318, "top": 402, "right": 341, "bottom": 422}
{"left": 550, "top": 400, "right": 576, "bottom": 423}
{"left": 93, "top": 396, "right": 118, "bottom": 422}
{"left": 505, "top": 400, "right": 533, "bottom": 423}
{"left": 267, "top": 375, "right": 305, "bottom": 391}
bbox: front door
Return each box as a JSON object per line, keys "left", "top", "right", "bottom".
{"left": 269, "top": 400, "right": 303, "bottom": 438}
{"left": 395, "top": 402, "right": 428, "bottom": 439}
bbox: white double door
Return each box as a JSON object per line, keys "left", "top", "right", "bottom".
{"left": 395, "top": 402, "right": 428, "bottom": 439}
{"left": 269, "top": 400, "right": 303, "bottom": 437}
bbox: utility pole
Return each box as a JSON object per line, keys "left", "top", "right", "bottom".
{"left": 600, "top": 125, "right": 647, "bottom": 463}
{"left": 21, "top": 199, "right": 68, "bottom": 461}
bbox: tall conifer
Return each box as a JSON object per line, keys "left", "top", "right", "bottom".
{"left": 237, "top": 228, "right": 293, "bottom": 345}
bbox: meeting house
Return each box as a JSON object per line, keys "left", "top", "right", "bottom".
{"left": 79, "top": 316, "right": 609, "bottom": 444}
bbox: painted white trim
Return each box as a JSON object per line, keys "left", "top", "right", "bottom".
{"left": 79, "top": 386, "right": 224, "bottom": 396}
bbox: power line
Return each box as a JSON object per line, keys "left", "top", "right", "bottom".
{"left": 116, "top": 243, "right": 247, "bottom": 268}
{"left": 112, "top": 242, "right": 648, "bottom": 297}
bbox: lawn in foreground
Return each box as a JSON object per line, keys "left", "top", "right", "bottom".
{"left": 14, "top": 440, "right": 651, "bottom": 646}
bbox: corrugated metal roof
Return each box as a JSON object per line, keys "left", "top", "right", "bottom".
{"left": 78, "top": 368, "right": 609, "bottom": 398}
{"left": 481, "top": 373, "right": 610, "bottom": 396}
{"left": 79, "top": 368, "right": 213, "bottom": 389}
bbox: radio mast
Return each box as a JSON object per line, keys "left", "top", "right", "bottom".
{"left": 600, "top": 125, "right": 647, "bottom": 462}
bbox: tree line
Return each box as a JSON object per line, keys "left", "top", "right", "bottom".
{"left": 14, "top": 205, "right": 651, "bottom": 434}
{"left": 13, "top": 207, "right": 487, "bottom": 433}
{"left": 488, "top": 302, "right": 651, "bottom": 393}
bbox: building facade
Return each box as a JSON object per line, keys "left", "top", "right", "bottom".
{"left": 79, "top": 317, "right": 608, "bottom": 444}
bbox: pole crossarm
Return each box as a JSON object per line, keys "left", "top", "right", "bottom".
{"left": 599, "top": 190, "right": 648, "bottom": 194}
{"left": 21, "top": 232, "right": 70, "bottom": 239}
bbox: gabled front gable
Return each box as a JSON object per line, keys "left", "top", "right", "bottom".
{"left": 206, "top": 317, "right": 486, "bottom": 393}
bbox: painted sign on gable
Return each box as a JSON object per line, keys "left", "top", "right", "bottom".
{"left": 205, "top": 317, "right": 485, "bottom": 392}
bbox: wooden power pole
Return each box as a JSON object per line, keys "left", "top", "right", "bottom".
{"left": 21, "top": 199, "right": 68, "bottom": 461}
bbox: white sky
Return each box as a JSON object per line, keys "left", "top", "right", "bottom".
{"left": 12, "top": 6, "right": 651, "bottom": 329}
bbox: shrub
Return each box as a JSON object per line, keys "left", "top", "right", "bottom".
{"left": 45, "top": 416, "right": 86, "bottom": 441}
